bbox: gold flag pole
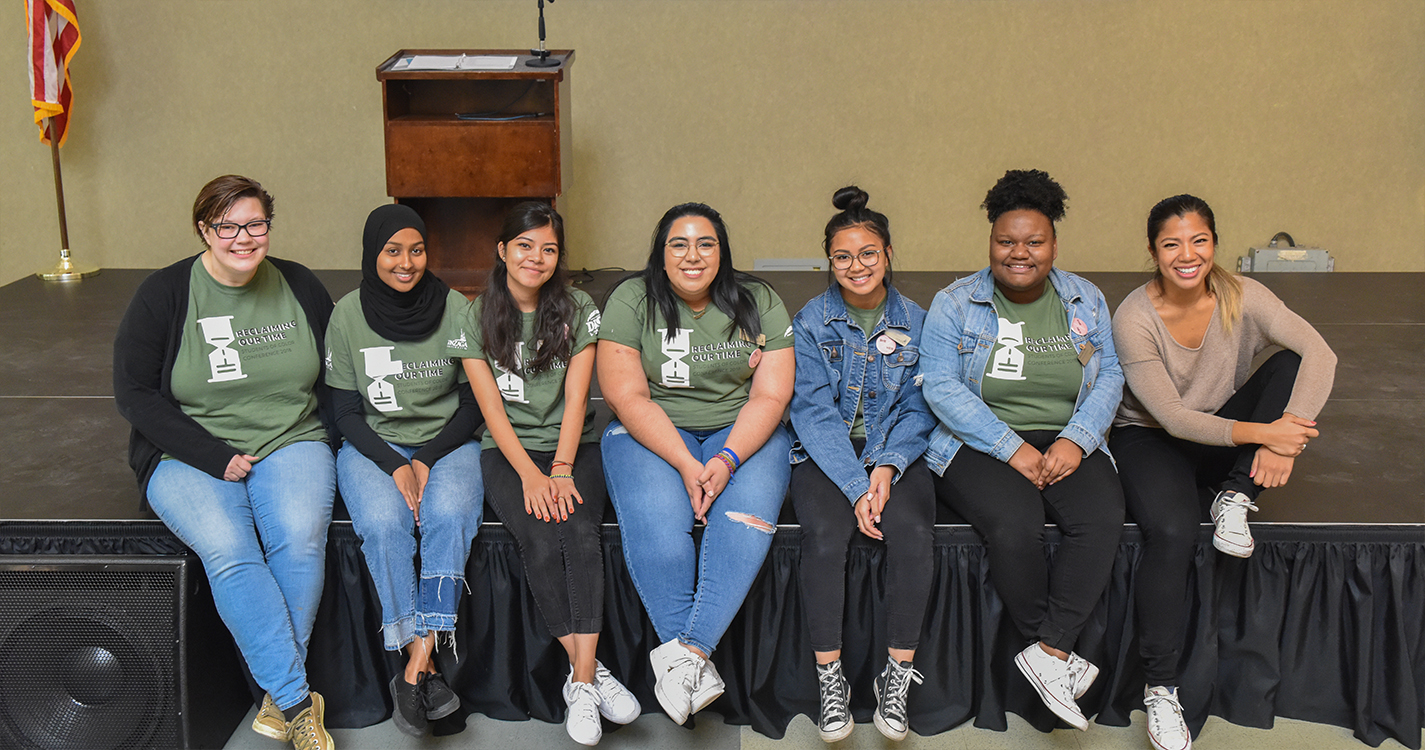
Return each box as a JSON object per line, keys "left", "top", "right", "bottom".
{"left": 37, "top": 116, "right": 97, "bottom": 281}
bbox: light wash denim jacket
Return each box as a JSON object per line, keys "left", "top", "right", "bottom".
{"left": 920, "top": 267, "right": 1123, "bottom": 475}
{"left": 788, "top": 284, "right": 936, "bottom": 503}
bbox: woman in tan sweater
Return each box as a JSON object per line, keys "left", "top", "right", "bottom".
{"left": 1108, "top": 194, "right": 1336, "bottom": 750}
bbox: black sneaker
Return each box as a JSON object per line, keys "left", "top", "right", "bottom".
{"left": 389, "top": 673, "right": 429, "bottom": 737}
{"left": 815, "top": 660, "right": 853, "bottom": 742}
{"left": 872, "top": 656, "right": 922, "bottom": 741}
{"left": 421, "top": 672, "right": 461, "bottom": 720}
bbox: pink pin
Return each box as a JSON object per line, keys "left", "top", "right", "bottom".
{"left": 876, "top": 335, "right": 897, "bottom": 355}
{"left": 748, "top": 349, "right": 763, "bottom": 368}
{"left": 1071, "top": 317, "right": 1088, "bottom": 336}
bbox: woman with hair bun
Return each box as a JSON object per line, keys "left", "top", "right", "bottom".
{"left": 920, "top": 169, "right": 1125, "bottom": 733}
{"left": 1108, "top": 194, "right": 1335, "bottom": 750}
{"left": 787, "top": 186, "right": 937, "bottom": 743}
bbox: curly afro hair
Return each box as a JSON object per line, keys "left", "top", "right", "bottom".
{"left": 981, "top": 169, "right": 1068, "bottom": 226}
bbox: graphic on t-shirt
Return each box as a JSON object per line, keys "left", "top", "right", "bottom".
{"left": 361, "top": 346, "right": 403, "bottom": 412}
{"left": 495, "top": 342, "right": 529, "bottom": 404}
{"left": 447, "top": 329, "right": 467, "bottom": 349}
{"left": 988, "top": 317, "right": 1027, "bottom": 381}
{"left": 198, "top": 315, "right": 247, "bottom": 383}
{"left": 586, "top": 310, "right": 601, "bottom": 337}
{"left": 657, "top": 327, "right": 693, "bottom": 388}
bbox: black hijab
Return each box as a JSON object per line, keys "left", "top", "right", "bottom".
{"left": 359, "top": 204, "right": 450, "bottom": 341}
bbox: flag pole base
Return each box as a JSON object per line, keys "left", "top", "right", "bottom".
{"left": 37, "top": 254, "right": 99, "bottom": 282}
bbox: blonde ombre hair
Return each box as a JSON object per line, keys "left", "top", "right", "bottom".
{"left": 1147, "top": 194, "right": 1242, "bottom": 334}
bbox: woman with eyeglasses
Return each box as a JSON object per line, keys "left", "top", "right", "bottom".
{"left": 786, "top": 187, "right": 937, "bottom": 743}
{"left": 597, "top": 203, "right": 795, "bottom": 725}
{"left": 327, "top": 204, "right": 485, "bottom": 738}
{"left": 448, "top": 202, "right": 640, "bottom": 746}
{"left": 919, "top": 169, "right": 1125, "bottom": 734}
{"left": 114, "top": 175, "right": 339, "bottom": 749}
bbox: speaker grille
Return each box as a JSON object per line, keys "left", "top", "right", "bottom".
{"left": 0, "top": 563, "right": 181, "bottom": 750}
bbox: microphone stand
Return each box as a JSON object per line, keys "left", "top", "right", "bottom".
{"left": 526, "top": 0, "right": 560, "bottom": 68}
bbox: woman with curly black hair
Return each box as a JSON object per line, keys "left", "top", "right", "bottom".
{"left": 919, "top": 169, "right": 1125, "bottom": 733}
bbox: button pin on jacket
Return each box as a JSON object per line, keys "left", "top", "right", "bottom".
{"left": 876, "top": 335, "right": 897, "bottom": 355}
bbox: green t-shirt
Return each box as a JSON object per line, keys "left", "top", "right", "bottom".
{"left": 325, "top": 288, "right": 470, "bottom": 447}
{"left": 980, "top": 285, "right": 1081, "bottom": 431}
{"left": 599, "top": 277, "right": 793, "bottom": 430}
{"left": 169, "top": 258, "right": 326, "bottom": 459}
{"left": 448, "top": 288, "right": 600, "bottom": 452}
{"left": 844, "top": 297, "right": 887, "bottom": 440}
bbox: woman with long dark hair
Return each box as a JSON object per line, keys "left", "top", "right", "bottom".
{"left": 1109, "top": 194, "right": 1335, "bottom": 750}
{"left": 113, "top": 175, "right": 338, "bottom": 749}
{"left": 787, "top": 186, "right": 937, "bottom": 742}
{"left": 449, "top": 201, "right": 639, "bottom": 746}
{"left": 920, "top": 169, "right": 1125, "bottom": 734}
{"left": 328, "top": 204, "right": 485, "bottom": 738}
{"left": 597, "top": 203, "right": 795, "bottom": 726}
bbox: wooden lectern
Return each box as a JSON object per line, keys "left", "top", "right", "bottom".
{"left": 376, "top": 49, "right": 574, "bottom": 291}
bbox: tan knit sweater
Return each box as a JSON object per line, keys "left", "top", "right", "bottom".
{"left": 1112, "top": 277, "right": 1337, "bottom": 446}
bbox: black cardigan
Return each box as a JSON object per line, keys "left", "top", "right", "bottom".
{"left": 112, "top": 254, "right": 337, "bottom": 506}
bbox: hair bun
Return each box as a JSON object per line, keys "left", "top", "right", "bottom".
{"left": 832, "top": 185, "right": 869, "bottom": 212}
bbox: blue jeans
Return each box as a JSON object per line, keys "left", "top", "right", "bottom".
{"left": 337, "top": 440, "right": 483, "bottom": 651}
{"left": 602, "top": 420, "right": 790, "bottom": 657}
{"left": 147, "top": 440, "right": 335, "bottom": 711}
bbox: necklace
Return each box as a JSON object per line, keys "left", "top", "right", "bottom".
{"left": 691, "top": 306, "right": 709, "bottom": 320}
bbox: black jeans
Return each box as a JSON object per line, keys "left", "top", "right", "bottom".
{"left": 934, "top": 430, "right": 1125, "bottom": 653}
{"left": 792, "top": 442, "right": 936, "bottom": 652}
{"left": 1110, "top": 349, "right": 1301, "bottom": 685}
{"left": 481, "top": 442, "right": 607, "bottom": 637}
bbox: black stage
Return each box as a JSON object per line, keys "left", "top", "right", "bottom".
{"left": 1, "top": 269, "right": 1422, "bottom": 748}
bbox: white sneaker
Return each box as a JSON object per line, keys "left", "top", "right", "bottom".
{"left": 564, "top": 680, "right": 603, "bottom": 746}
{"left": 691, "top": 657, "right": 725, "bottom": 714}
{"left": 1210, "top": 490, "right": 1258, "bottom": 557}
{"left": 649, "top": 639, "right": 701, "bottom": 724}
{"left": 1067, "top": 651, "right": 1099, "bottom": 699}
{"left": 591, "top": 661, "right": 641, "bottom": 724}
{"left": 1144, "top": 686, "right": 1191, "bottom": 750}
{"left": 1014, "top": 643, "right": 1088, "bottom": 731}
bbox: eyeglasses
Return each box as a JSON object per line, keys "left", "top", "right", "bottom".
{"left": 666, "top": 238, "right": 719, "bottom": 258}
{"left": 208, "top": 219, "right": 271, "bottom": 240}
{"left": 830, "top": 249, "right": 882, "bottom": 270}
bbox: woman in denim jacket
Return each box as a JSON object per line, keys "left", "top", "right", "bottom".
{"left": 788, "top": 187, "right": 937, "bottom": 743}
{"left": 920, "top": 170, "right": 1125, "bottom": 734}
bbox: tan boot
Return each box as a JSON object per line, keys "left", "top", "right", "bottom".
{"left": 288, "top": 691, "right": 335, "bottom": 750}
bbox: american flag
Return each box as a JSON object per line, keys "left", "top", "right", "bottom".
{"left": 26, "top": 0, "right": 81, "bottom": 146}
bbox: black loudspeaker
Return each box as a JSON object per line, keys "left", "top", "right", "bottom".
{"left": 0, "top": 555, "right": 251, "bottom": 749}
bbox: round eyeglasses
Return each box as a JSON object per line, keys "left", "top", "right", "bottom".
{"left": 665, "top": 239, "right": 720, "bottom": 258}
{"left": 829, "top": 249, "right": 882, "bottom": 270}
{"left": 209, "top": 219, "right": 271, "bottom": 240}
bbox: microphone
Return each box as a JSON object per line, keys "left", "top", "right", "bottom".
{"left": 527, "top": 0, "right": 560, "bottom": 68}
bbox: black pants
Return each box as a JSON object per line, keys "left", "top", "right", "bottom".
{"left": 481, "top": 442, "right": 607, "bottom": 637}
{"left": 1110, "top": 350, "right": 1301, "bottom": 685}
{"left": 934, "top": 430, "right": 1125, "bottom": 653}
{"left": 792, "top": 443, "right": 937, "bottom": 652}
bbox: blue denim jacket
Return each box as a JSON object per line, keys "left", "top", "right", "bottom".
{"left": 787, "top": 284, "right": 936, "bottom": 503}
{"left": 920, "top": 267, "right": 1123, "bottom": 475}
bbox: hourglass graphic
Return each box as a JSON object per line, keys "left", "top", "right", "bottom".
{"left": 658, "top": 327, "right": 692, "bottom": 388}
{"left": 361, "top": 346, "right": 404, "bottom": 412}
{"left": 197, "top": 315, "right": 246, "bottom": 383}
{"left": 495, "top": 342, "right": 528, "bottom": 404}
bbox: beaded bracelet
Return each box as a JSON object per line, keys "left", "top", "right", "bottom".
{"left": 714, "top": 453, "right": 737, "bottom": 476}
{"left": 551, "top": 471, "right": 574, "bottom": 480}
{"left": 718, "top": 447, "right": 742, "bottom": 471}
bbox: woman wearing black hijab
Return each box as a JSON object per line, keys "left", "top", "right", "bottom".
{"left": 328, "top": 204, "right": 485, "bottom": 737}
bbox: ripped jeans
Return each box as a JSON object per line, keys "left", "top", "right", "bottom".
{"left": 337, "top": 440, "right": 483, "bottom": 651}
{"left": 602, "top": 420, "right": 790, "bottom": 657}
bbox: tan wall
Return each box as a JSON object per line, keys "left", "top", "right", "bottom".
{"left": 4, "top": 0, "right": 1422, "bottom": 287}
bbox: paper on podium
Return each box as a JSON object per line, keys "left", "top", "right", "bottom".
{"left": 391, "top": 54, "right": 519, "bottom": 71}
